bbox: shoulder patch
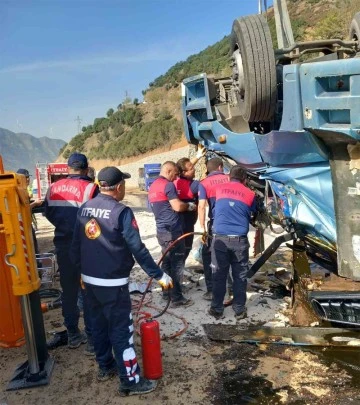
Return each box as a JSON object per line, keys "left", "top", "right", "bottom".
{"left": 85, "top": 218, "right": 101, "bottom": 239}
{"left": 131, "top": 218, "right": 139, "bottom": 230}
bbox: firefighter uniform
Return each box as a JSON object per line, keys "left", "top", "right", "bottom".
{"left": 173, "top": 176, "right": 199, "bottom": 260}
{"left": 70, "top": 167, "right": 166, "bottom": 392}
{"left": 211, "top": 178, "right": 256, "bottom": 316}
{"left": 44, "top": 164, "right": 99, "bottom": 342}
{"left": 148, "top": 176, "right": 186, "bottom": 303}
{"left": 198, "top": 171, "right": 229, "bottom": 293}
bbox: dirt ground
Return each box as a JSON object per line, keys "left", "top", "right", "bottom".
{"left": 1, "top": 189, "right": 360, "bottom": 405}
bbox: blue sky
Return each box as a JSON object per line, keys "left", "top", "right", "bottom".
{"left": 1, "top": 0, "right": 265, "bottom": 142}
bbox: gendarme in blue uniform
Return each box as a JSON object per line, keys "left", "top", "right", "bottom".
{"left": 45, "top": 174, "right": 99, "bottom": 244}
{"left": 44, "top": 174, "right": 99, "bottom": 336}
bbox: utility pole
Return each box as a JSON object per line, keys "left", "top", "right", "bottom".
{"left": 74, "top": 116, "right": 82, "bottom": 134}
{"left": 258, "top": 0, "right": 267, "bottom": 14}
{"left": 16, "top": 119, "right": 23, "bottom": 129}
{"left": 124, "top": 90, "right": 131, "bottom": 105}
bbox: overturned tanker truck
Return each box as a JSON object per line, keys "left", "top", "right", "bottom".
{"left": 181, "top": 0, "right": 360, "bottom": 326}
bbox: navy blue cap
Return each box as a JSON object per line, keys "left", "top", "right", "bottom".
{"left": 17, "top": 168, "right": 31, "bottom": 177}
{"left": 98, "top": 166, "right": 131, "bottom": 187}
{"left": 67, "top": 153, "right": 88, "bottom": 169}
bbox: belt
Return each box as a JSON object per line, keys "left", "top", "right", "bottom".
{"left": 213, "top": 234, "right": 247, "bottom": 240}
{"left": 81, "top": 274, "right": 129, "bottom": 287}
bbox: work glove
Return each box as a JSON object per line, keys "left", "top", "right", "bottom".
{"left": 187, "top": 202, "right": 197, "bottom": 211}
{"left": 158, "top": 273, "right": 173, "bottom": 289}
{"left": 196, "top": 144, "right": 207, "bottom": 159}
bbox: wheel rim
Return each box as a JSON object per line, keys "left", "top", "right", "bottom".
{"left": 232, "top": 49, "right": 245, "bottom": 98}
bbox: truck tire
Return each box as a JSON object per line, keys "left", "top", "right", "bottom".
{"left": 231, "top": 14, "right": 277, "bottom": 122}
{"left": 349, "top": 12, "right": 360, "bottom": 42}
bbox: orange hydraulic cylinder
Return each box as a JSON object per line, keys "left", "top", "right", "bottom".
{"left": 0, "top": 171, "right": 40, "bottom": 347}
{"left": 0, "top": 173, "right": 40, "bottom": 296}
{"left": 0, "top": 230, "right": 24, "bottom": 347}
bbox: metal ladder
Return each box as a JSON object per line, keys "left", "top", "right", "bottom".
{"left": 35, "top": 162, "right": 49, "bottom": 199}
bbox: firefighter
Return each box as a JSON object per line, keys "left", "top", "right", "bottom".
{"left": 44, "top": 153, "right": 99, "bottom": 351}
{"left": 198, "top": 158, "right": 229, "bottom": 300}
{"left": 70, "top": 166, "right": 173, "bottom": 396}
{"left": 209, "top": 165, "right": 256, "bottom": 320}
{"left": 173, "top": 152, "right": 203, "bottom": 261}
{"left": 148, "top": 161, "right": 196, "bottom": 307}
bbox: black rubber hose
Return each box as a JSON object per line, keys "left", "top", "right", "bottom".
{"left": 138, "top": 231, "right": 204, "bottom": 319}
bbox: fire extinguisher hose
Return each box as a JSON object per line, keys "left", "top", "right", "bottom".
{"left": 134, "top": 231, "right": 203, "bottom": 339}
{"left": 134, "top": 228, "right": 242, "bottom": 338}
{"left": 136, "top": 231, "right": 203, "bottom": 318}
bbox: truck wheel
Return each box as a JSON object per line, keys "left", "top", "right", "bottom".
{"left": 231, "top": 14, "right": 277, "bottom": 122}
{"left": 349, "top": 12, "right": 360, "bottom": 42}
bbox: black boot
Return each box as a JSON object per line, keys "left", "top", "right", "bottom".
{"left": 47, "top": 330, "right": 68, "bottom": 350}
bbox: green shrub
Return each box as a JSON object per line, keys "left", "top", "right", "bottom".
{"left": 63, "top": 149, "right": 71, "bottom": 159}
{"left": 99, "top": 117, "right": 182, "bottom": 160}
{"left": 313, "top": 11, "right": 346, "bottom": 39}
{"left": 147, "top": 36, "right": 231, "bottom": 90}
{"left": 292, "top": 18, "right": 307, "bottom": 41}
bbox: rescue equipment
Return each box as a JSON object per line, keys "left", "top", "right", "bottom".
{"left": 140, "top": 317, "right": 163, "bottom": 380}
{"left": 0, "top": 162, "right": 54, "bottom": 390}
{"left": 136, "top": 232, "right": 203, "bottom": 378}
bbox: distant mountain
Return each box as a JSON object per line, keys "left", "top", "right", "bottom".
{"left": 0, "top": 128, "right": 66, "bottom": 176}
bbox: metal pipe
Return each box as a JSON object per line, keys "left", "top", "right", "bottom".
{"left": 247, "top": 232, "right": 296, "bottom": 278}
{"left": 20, "top": 295, "right": 40, "bottom": 375}
{"left": 275, "top": 39, "right": 357, "bottom": 54}
{"left": 273, "top": 0, "right": 295, "bottom": 49}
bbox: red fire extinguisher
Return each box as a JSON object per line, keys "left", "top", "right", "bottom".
{"left": 140, "top": 317, "right": 163, "bottom": 380}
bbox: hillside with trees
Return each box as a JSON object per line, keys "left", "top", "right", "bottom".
{"left": 59, "top": 0, "right": 360, "bottom": 164}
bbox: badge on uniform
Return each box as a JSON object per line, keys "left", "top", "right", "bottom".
{"left": 85, "top": 218, "right": 101, "bottom": 239}
{"left": 132, "top": 218, "right": 139, "bottom": 230}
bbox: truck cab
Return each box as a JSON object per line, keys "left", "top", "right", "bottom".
{"left": 35, "top": 162, "right": 68, "bottom": 199}
{"left": 181, "top": 6, "right": 360, "bottom": 326}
